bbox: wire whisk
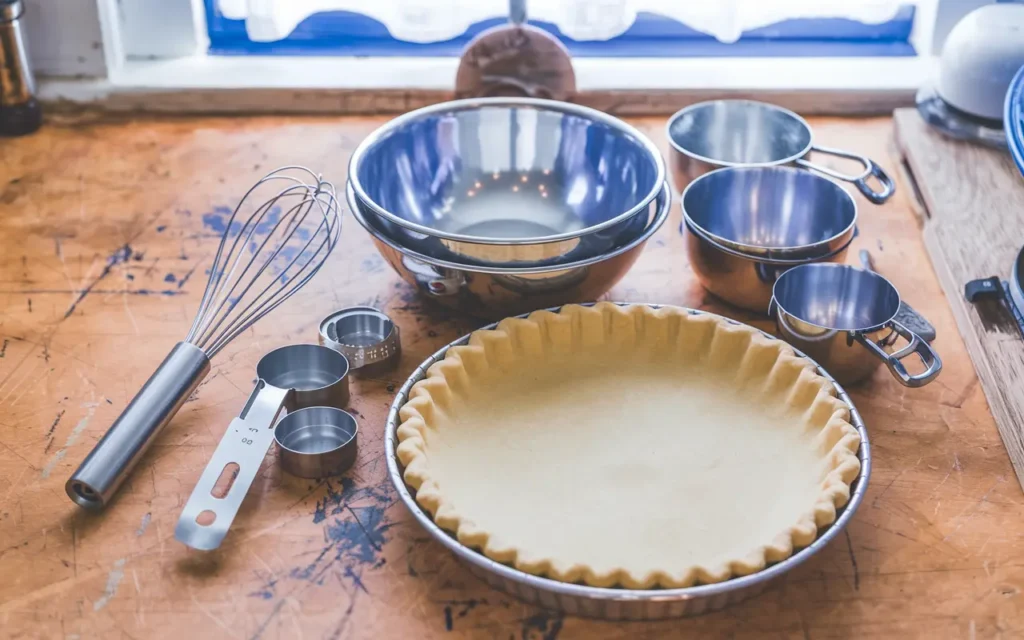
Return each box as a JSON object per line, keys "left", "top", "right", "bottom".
{"left": 67, "top": 166, "right": 341, "bottom": 511}
{"left": 186, "top": 166, "right": 340, "bottom": 357}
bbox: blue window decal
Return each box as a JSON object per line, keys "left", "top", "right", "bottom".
{"left": 205, "top": 3, "right": 916, "bottom": 58}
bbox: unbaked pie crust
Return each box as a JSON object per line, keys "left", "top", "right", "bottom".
{"left": 396, "top": 303, "right": 861, "bottom": 589}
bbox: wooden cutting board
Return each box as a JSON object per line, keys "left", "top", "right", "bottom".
{"left": 894, "top": 108, "right": 1024, "bottom": 491}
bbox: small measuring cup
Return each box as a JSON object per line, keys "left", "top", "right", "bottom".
{"left": 275, "top": 407, "right": 359, "bottom": 479}
{"left": 770, "top": 263, "right": 942, "bottom": 387}
{"left": 175, "top": 344, "right": 349, "bottom": 551}
{"left": 319, "top": 307, "right": 402, "bottom": 374}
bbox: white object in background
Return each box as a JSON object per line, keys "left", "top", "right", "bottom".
{"left": 937, "top": 3, "right": 1024, "bottom": 121}
{"left": 217, "top": 0, "right": 905, "bottom": 45}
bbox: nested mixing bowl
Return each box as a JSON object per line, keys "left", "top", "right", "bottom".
{"left": 683, "top": 167, "right": 858, "bottom": 312}
{"left": 348, "top": 97, "right": 665, "bottom": 267}
{"left": 348, "top": 180, "right": 671, "bottom": 319}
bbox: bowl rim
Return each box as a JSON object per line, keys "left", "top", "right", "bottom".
{"left": 681, "top": 165, "right": 858, "bottom": 255}
{"left": 384, "top": 303, "right": 871, "bottom": 608}
{"left": 665, "top": 99, "right": 814, "bottom": 167}
{"left": 347, "top": 97, "right": 666, "bottom": 246}
{"left": 1005, "top": 64, "right": 1024, "bottom": 179}
{"left": 771, "top": 263, "right": 901, "bottom": 334}
{"left": 348, "top": 180, "right": 672, "bottom": 275}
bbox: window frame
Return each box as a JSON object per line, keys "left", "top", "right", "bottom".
{"left": 25, "top": 0, "right": 996, "bottom": 115}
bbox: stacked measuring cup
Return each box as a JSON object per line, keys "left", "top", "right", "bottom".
{"left": 667, "top": 99, "right": 896, "bottom": 313}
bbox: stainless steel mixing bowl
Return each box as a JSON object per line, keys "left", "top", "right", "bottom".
{"left": 681, "top": 166, "right": 858, "bottom": 313}
{"left": 348, "top": 97, "right": 665, "bottom": 267}
{"left": 348, "top": 179, "right": 672, "bottom": 319}
{"left": 667, "top": 99, "right": 894, "bottom": 204}
{"left": 682, "top": 166, "right": 857, "bottom": 260}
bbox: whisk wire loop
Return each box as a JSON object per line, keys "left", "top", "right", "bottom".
{"left": 184, "top": 167, "right": 341, "bottom": 357}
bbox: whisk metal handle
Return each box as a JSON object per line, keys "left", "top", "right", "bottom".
{"left": 66, "top": 342, "right": 210, "bottom": 510}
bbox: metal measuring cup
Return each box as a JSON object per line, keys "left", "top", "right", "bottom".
{"left": 174, "top": 344, "right": 350, "bottom": 551}
{"left": 769, "top": 263, "right": 942, "bottom": 387}
{"left": 318, "top": 306, "right": 401, "bottom": 374}
{"left": 667, "top": 99, "right": 895, "bottom": 204}
{"left": 274, "top": 407, "right": 359, "bottom": 479}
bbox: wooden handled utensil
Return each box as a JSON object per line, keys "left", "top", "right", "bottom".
{"left": 455, "top": 0, "right": 576, "bottom": 101}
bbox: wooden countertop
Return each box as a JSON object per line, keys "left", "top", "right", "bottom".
{"left": 0, "top": 114, "right": 1021, "bottom": 639}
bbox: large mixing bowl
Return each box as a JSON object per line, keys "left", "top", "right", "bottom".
{"left": 348, "top": 97, "right": 665, "bottom": 267}
{"left": 348, "top": 180, "right": 672, "bottom": 319}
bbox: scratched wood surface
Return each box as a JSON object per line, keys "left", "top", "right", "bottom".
{"left": 893, "top": 109, "right": 1024, "bottom": 494}
{"left": 1, "top": 114, "right": 1022, "bottom": 640}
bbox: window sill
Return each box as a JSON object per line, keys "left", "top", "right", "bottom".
{"left": 39, "top": 54, "right": 935, "bottom": 116}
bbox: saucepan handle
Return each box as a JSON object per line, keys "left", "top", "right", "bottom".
{"left": 853, "top": 320, "right": 942, "bottom": 387}
{"left": 796, "top": 146, "right": 896, "bottom": 204}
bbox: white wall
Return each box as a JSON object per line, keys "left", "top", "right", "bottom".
{"left": 23, "top": 0, "right": 107, "bottom": 77}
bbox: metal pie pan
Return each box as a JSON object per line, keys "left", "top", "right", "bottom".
{"left": 385, "top": 303, "right": 871, "bottom": 620}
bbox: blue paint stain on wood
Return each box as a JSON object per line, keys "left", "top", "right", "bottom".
{"left": 202, "top": 205, "right": 283, "bottom": 238}
{"left": 342, "top": 565, "right": 369, "bottom": 594}
{"left": 248, "top": 578, "right": 277, "bottom": 600}
{"left": 63, "top": 244, "right": 135, "bottom": 318}
{"left": 440, "top": 599, "right": 488, "bottom": 631}
{"left": 164, "top": 273, "right": 176, "bottom": 283}
{"left": 251, "top": 477, "right": 397, "bottom": 600}
{"left": 521, "top": 612, "right": 564, "bottom": 640}
{"left": 156, "top": 225, "right": 167, "bottom": 232}
{"left": 201, "top": 206, "right": 240, "bottom": 235}
{"left": 177, "top": 263, "right": 198, "bottom": 289}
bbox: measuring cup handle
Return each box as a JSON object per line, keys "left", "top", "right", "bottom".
{"left": 795, "top": 146, "right": 896, "bottom": 204}
{"left": 854, "top": 320, "right": 942, "bottom": 388}
{"left": 175, "top": 382, "right": 289, "bottom": 551}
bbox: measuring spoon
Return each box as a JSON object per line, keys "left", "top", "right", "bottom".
{"left": 174, "top": 344, "right": 349, "bottom": 550}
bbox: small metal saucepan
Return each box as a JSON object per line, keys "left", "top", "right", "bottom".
{"left": 770, "top": 264, "right": 942, "bottom": 387}
{"left": 667, "top": 100, "right": 895, "bottom": 204}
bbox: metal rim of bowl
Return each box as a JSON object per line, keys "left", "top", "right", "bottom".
{"left": 1005, "top": 65, "right": 1024, "bottom": 177}
{"left": 384, "top": 303, "right": 871, "bottom": 613}
{"left": 771, "top": 262, "right": 902, "bottom": 335}
{"left": 348, "top": 180, "right": 672, "bottom": 275}
{"left": 682, "top": 217, "right": 857, "bottom": 266}
{"left": 348, "top": 97, "right": 667, "bottom": 246}
{"left": 665, "top": 99, "right": 815, "bottom": 168}
{"left": 681, "top": 165, "right": 858, "bottom": 256}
